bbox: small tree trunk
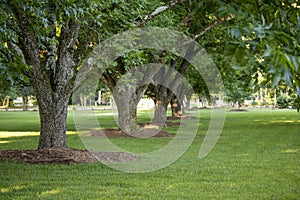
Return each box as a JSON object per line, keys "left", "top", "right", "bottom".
{"left": 181, "top": 99, "right": 185, "bottom": 114}
{"left": 171, "top": 96, "right": 182, "bottom": 118}
{"left": 185, "top": 98, "right": 190, "bottom": 110}
{"left": 237, "top": 102, "right": 241, "bottom": 110}
{"left": 22, "top": 96, "right": 28, "bottom": 111}
{"left": 5, "top": 99, "right": 9, "bottom": 111}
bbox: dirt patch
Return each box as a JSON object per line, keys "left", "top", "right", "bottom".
{"left": 0, "top": 147, "right": 138, "bottom": 165}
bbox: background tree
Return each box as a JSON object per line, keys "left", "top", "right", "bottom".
{"left": 217, "top": 0, "right": 300, "bottom": 111}
{"left": 0, "top": 0, "right": 173, "bottom": 148}
{"left": 1, "top": 0, "right": 298, "bottom": 150}
{"left": 225, "top": 80, "right": 253, "bottom": 109}
{"left": 101, "top": 51, "right": 162, "bottom": 132}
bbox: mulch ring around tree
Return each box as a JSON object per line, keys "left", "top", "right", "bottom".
{"left": 0, "top": 122, "right": 181, "bottom": 165}
{"left": 86, "top": 122, "right": 180, "bottom": 138}
{"left": 166, "top": 115, "right": 193, "bottom": 120}
{"left": 87, "top": 128, "right": 174, "bottom": 138}
{"left": 0, "top": 147, "right": 138, "bottom": 165}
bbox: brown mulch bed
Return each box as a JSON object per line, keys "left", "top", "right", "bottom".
{"left": 86, "top": 122, "right": 177, "bottom": 138}
{"left": 140, "top": 122, "right": 184, "bottom": 127}
{"left": 0, "top": 127, "right": 175, "bottom": 165}
{"left": 87, "top": 128, "right": 173, "bottom": 138}
{"left": 166, "top": 115, "right": 196, "bottom": 120}
{"left": 0, "top": 122, "right": 177, "bottom": 165}
{"left": 0, "top": 147, "right": 138, "bottom": 165}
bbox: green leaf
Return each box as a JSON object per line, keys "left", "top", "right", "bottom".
{"left": 291, "top": 56, "right": 299, "bottom": 71}
{"left": 283, "top": 67, "right": 292, "bottom": 86}
{"left": 261, "top": 14, "right": 265, "bottom": 26}
{"left": 262, "top": 49, "right": 273, "bottom": 57}
{"left": 232, "top": 65, "right": 243, "bottom": 70}
{"left": 268, "top": 66, "right": 275, "bottom": 73}
{"left": 265, "top": 22, "right": 273, "bottom": 30}
{"left": 272, "top": 73, "right": 281, "bottom": 88}
{"left": 230, "top": 27, "right": 241, "bottom": 38}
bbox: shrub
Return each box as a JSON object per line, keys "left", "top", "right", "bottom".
{"left": 277, "top": 94, "right": 292, "bottom": 109}
{"left": 251, "top": 101, "right": 258, "bottom": 107}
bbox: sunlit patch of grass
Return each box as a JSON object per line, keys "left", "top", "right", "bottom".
{"left": 0, "top": 131, "right": 77, "bottom": 138}
{"left": 39, "top": 189, "right": 62, "bottom": 197}
{"left": 0, "top": 141, "right": 11, "bottom": 144}
{"left": 66, "top": 131, "right": 78, "bottom": 135}
{"left": 0, "top": 131, "right": 40, "bottom": 138}
{"left": 93, "top": 112, "right": 116, "bottom": 116}
{"left": 0, "top": 131, "right": 81, "bottom": 150}
{"left": 0, "top": 185, "right": 27, "bottom": 193}
{"left": 270, "top": 119, "right": 300, "bottom": 123}
{"left": 282, "top": 149, "right": 298, "bottom": 153}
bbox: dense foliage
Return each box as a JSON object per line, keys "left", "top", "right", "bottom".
{"left": 0, "top": 0, "right": 299, "bottom": 147}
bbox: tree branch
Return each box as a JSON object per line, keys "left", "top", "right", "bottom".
{"left": 56, "top": 20, "right": 81, "bottom": 93}
{"left": 136, "top": 0, "right": 186, "bottom": 26}
{"left": 194, "top": 14, "right": 235, "bottom": 40}
{"left": 180, "top": 12, "right": 195, "bottom": 27}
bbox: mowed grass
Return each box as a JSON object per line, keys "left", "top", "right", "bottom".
{"left": 0, "top": 108, "right": 299, "bottom": 199}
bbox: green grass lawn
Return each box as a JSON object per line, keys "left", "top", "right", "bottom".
{"left": 0, "top": 108, "right": 299, "bottom": 199}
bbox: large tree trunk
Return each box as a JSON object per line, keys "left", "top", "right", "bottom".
{"left": 102, "top": 63, "right": 160, "bottom": 132}
{"left": 113, "top": 84, "right": 148, "bottom": 133}
{"left": 12, "top": 11, "right": 80, "bottom": 149}
{"left": 148, "top": 44, "right": 200, "bottom": 123}
{"left": 113, "top": 93, "right": 139, "bottom": 133}
{"left": 33, "top": 75, "right": 73, "bottom": 149}
{"left": 38, "top": 97, "right": 69, "bottom": 149}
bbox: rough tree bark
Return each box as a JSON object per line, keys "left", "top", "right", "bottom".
{"left": 148, "top": 42, "right": 200, "bottom": 123}
{"left": 102, "top": 63, "right": 160, "bottom": 132}
{"left": 152, "top": 91, "right": 169, "bottom": 124}
{"left": 113, "top": 91, "right": 140, "bottom": 133}
{"left": 9, "top": 2, "right": 80, "bottom": 149}
{"left": 31, "top": 21, "right": 79, "bottom": 149}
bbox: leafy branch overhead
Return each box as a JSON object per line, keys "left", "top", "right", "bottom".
{"left": 218, "top": 1, "right": 300, "bottom": 94}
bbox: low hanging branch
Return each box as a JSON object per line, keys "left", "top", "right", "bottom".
{"left": 137, "top": 0, "right": 235, "bottom": 39}
{"left": 136, "top": 0, "right": 186, "bottom": 26}
{"left": 180, "top": 14, "right": 236, "bottom": 47}
{"left": 194, "top": 14, "right": 236, "bottom": 40}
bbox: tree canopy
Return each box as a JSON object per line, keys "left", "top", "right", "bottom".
{"left": 0, "top": 0, "right": 299, "bottom": 149}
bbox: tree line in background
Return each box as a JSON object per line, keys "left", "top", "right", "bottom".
{"left": 0, "top": 0, "right": 299, "bottom": 149}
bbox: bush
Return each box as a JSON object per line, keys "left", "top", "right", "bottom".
{"left": 277, "top": 94, "right": 292, "bottom": 109}
{"left": 262, "top": 101, "right": 269, "bottom": 107}
{"left": 251, "top": 101, "right": 258, "bottom": 107}
{"left": 291, "top": 95, "right": 300, "bottom": 112}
